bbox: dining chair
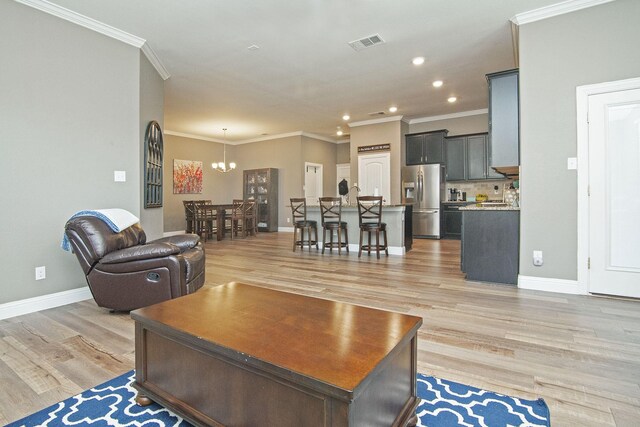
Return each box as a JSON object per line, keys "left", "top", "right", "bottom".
{"left": 243, "top": 200, "right": 257, "bottom": 237}
{"left": 319, "top": 197, "right": 348, "bottom": 254}
{"left": 229, "top": 199, "right": 246, "bottom": 239}
{"left": 290, "top": 198, "right": 318, "bottom": 252}
{"left": 357, "top": 196, "right": 388, "bottom": 259}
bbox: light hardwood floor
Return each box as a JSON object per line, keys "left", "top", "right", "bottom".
{"left": 1, "top": 233, "right": 639, "bottom": 426}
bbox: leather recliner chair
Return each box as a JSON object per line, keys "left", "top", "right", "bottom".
{"left": 65, "top": 216, "right": 205, "bottom": 311}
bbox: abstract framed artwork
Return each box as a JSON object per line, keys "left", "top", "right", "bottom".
{"left": 173, "top": 159, "right": 203, "bottom": 194}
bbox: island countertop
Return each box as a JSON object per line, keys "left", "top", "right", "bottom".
{"left": 305, "top": 205, "right": 410, "bottom": 255}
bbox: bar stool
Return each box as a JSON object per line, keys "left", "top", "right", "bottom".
{"left": 290, "top": 198, "right": 318, "bottom": 252}
{"left": 357, "top": 196, "right": 388, "bottom": 259}
{"left": 319, "top": 197, "right": 348, "bottom": 254}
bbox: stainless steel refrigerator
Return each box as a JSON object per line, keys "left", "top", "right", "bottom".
{"left": 401, "top": 164, "right": 446, "bottom": 238}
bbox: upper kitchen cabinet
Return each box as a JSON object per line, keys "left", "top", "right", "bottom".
{"left": 405, "top": 129, "right": 448, "bottom": 165}
{"left": 487, "top": 69, "right": 519, "bottom": 173}
{"left": 445, "top": 133, "right": 505, "bottom": 182}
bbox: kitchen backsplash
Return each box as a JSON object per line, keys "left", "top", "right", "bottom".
{"left": 446, "top": 179, "right": 517, "bottom": 202}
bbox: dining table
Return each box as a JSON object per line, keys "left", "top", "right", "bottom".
{"left": 199, "top": 203, "right": 234, "bottom": 241}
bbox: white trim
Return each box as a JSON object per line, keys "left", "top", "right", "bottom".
{"left": 511, "top": 0, "right": 615, "bottom": 25}
{"left": 336, "top": 139, "right": 350, "bottom": 145}
{"left": 300, "top": 132, "right": 338, "bottom": 144}
{"left": 348, "top": 115, "right": 404, "bottom": 128}
{"left": 15, "top": 0, "right": 170, "bottom": 80}
{"left": 163, "top": 230, "right": 186, "bottom": 237}
{"left": 141, "top": 43, "right": 170, "bottom": 80}
{"left": 576, "top": 77, "right": 640, "bottom": 296}
{"left": 164, "top": 130, "right": 226, "bottom": 144}
{"left": 278, "top": 226, "right": 294, "bottom": 232}
{"left": 408, "top": 109, "right": 488, "bottom": 125}
{"left": 0, "top": 287, "right": 93, "bottom": 320}
{"left": 518, "top": 275, "right": 582, "bottom": 294}
{"left": 165, "top": 130, "right": 341, "bottom": 145}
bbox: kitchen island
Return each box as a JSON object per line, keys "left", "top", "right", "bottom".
{"left": 306, "top": 204, "right": 412, "bottom": 255}
{"left": 460, "top": 205, "right": 519, "bottom": 284}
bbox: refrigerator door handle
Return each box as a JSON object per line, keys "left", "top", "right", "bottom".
{"left": 418, "top": 172, "right": 423, "bottom": 203}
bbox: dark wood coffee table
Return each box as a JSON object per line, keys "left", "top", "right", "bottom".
{"left": 131, "top": 283, "right": 422, "bottom": 426}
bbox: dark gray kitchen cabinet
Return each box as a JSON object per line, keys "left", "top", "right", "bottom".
{"left": 443, "top": 202, "right": 472, "bottom": 239}
{"left": 487, "top": 69, "right": 519, "bottom": 168}
{"left": 445, "top": 137, "right": 465, "bottom": 181}
{"left": 405, "top": 129, "right": 448, "bottom": 165}
{"left": 445, "top": 133, "right": 505, "bottom": 182}
{"left": 461, "top": 209, "right": 519, "bottom": 284}
{"left": 466, "top": 135, "right": 487, "bottom": 180}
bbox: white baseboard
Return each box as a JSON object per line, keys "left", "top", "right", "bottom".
{"left": 0, "top": 286, "right": 93, "bottom": 321}
{"left": 163, "top": 230, "right": 186, "bottom": 237}
{"left": 278, "top": 227, "right": 294, "bottom": 232}
{"left": 518, "top": 275, "right": 583, "bottom": 295}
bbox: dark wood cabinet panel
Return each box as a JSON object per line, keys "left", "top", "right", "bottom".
{"left": 445, "top": 133, "right": 504, "bottom": 182}
{"left": 487, "top": 69, "right": 519, "bottom": 168}
{"left": 461, "top": 210, "right": 519, "bottom": 284}
{"left": 466, "top": 135, "right": 487, "bottom": 180}
{"left": 405, "top": 130, "right": 447, "bottom": 165}
{"left": 406, "top": 134, "right": 424, "bottom": 165}
{"left": 243, "top": 168, "right": 278, "bottom": 231}
{"left": 445, "top": 137, "right": 465, "bottom": 181}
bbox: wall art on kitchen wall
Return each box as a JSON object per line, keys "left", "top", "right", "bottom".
{"left": 173, "top": 159, "right": 203, "bottom": 194}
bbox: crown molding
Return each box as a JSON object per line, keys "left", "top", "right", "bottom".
{"left": 348, "top": 115, "right": 404, "bottom": 128}
{"left": 141, "top": 43, "right": 170, "bottom": 80}
{"left": 408, "top": 109, "right": 488, "bottom": 124}
{"left": 511, "top": 0, "right": 615, "bottom": 25}
{"left": 164, "top": 130, "right": 226, "bottom": 144}
{"left": 300, "top": 132, "right": 338, "bottom": 144}
{"left": 165, "top": 130, "right": 342, "bottom": 145}
{"left": 15, "top": 0, "right": 170, "bottom": 80}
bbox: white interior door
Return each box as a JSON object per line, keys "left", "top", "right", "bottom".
{"left": 358, "top": 153, "right": 390, "bottom": 202}
{"left": 304, "top": 162, "right": 323, "bottom": 205}
{"left": 588, "top": 88, "right": 640, "bottom": 297}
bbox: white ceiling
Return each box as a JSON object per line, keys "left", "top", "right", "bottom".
{"left": 43, "top": 0, "right": 565, "bottom": 142}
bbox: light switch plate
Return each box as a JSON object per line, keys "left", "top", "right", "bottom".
{"left": 567, "top": 157, "right": 577, "bottom": 170}
{"left": 114, "top": 171, "right": 126, "bottom": 182}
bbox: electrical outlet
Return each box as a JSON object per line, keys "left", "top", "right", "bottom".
{"left": 533, "top": 250, "right": 543, "bottom": 266}
{"left": 35, "top": 266, "right": 46, "bottom": 280}
{"left": 287, "top": 217, "right": 290, "bottom": 223}
{"left": 114, "top": 170, "right": 126, "bottom": 182}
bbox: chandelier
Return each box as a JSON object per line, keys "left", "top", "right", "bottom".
{"left": 212, "top": 128, "right": 236, "bottom": 172}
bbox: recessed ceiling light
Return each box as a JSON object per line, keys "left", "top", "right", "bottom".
{"left": 412, "top": 57, "right": 425, "bottom": 66}
{"left": 448, "top": 96, "right": 457, "bottom": 103}
{"left": 389, "top": 106, "right": 398, "bottom": 113}
{"left": 342, "top": 114, "right": 350, "bottom": 121}
{"left": 337, "top": 130, "right": 343, "bottom": 136}
{"left": 432, "top": 80, "right": 443, "bottom": 88}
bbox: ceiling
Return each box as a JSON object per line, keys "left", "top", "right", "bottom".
{"left": 44, "top": 0, "right": 563, "bottom": 142}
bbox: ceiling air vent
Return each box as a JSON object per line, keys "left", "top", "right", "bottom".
{"left": 368, "top": 111, "right": 386, "bottom": 116}
{"left": 348, "top": 34, "right": 385, "bottom": 51}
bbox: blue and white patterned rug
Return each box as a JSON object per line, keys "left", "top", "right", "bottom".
{"left": 7, "top": 371, "right": 549, "bottom": 426}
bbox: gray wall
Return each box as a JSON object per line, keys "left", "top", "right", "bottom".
{"left": 139, "top": 52, "right": 165, "bottom": 241}
{"left": 519, "top": 0, "right": 640, "bottom": 281}
{"left": 302, "top": 136, "right": 338, "bottom": 199}
{"left": 0, "top": 2, "right": 163, "bottom": 304}
{"left": 163, "top": 134, "right": 228, "bottom": 232}
{"left": 408, "top": 113, "right": 489, "bottom": 136}
{"left": 350, "top": 120, "right": 402, "bottom": 204}
{"left": 163, "top": 134, "right": 340, "bottom": 231}
{"left": 336, "top": 143, "right": 350, "bottom": 164}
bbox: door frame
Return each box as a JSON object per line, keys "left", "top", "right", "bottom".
{"left": 304, "top": 162, "right": 323, "bottom": 204}
{"left": 576, "top": 76, "right": 640, "bottom": 295}
{"left": 357, "top": 152, "right": 391, "bottom": 202}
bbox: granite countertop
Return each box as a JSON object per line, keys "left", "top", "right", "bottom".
{"left": 459, "top": 204, "right": 520, "bottom": 211}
